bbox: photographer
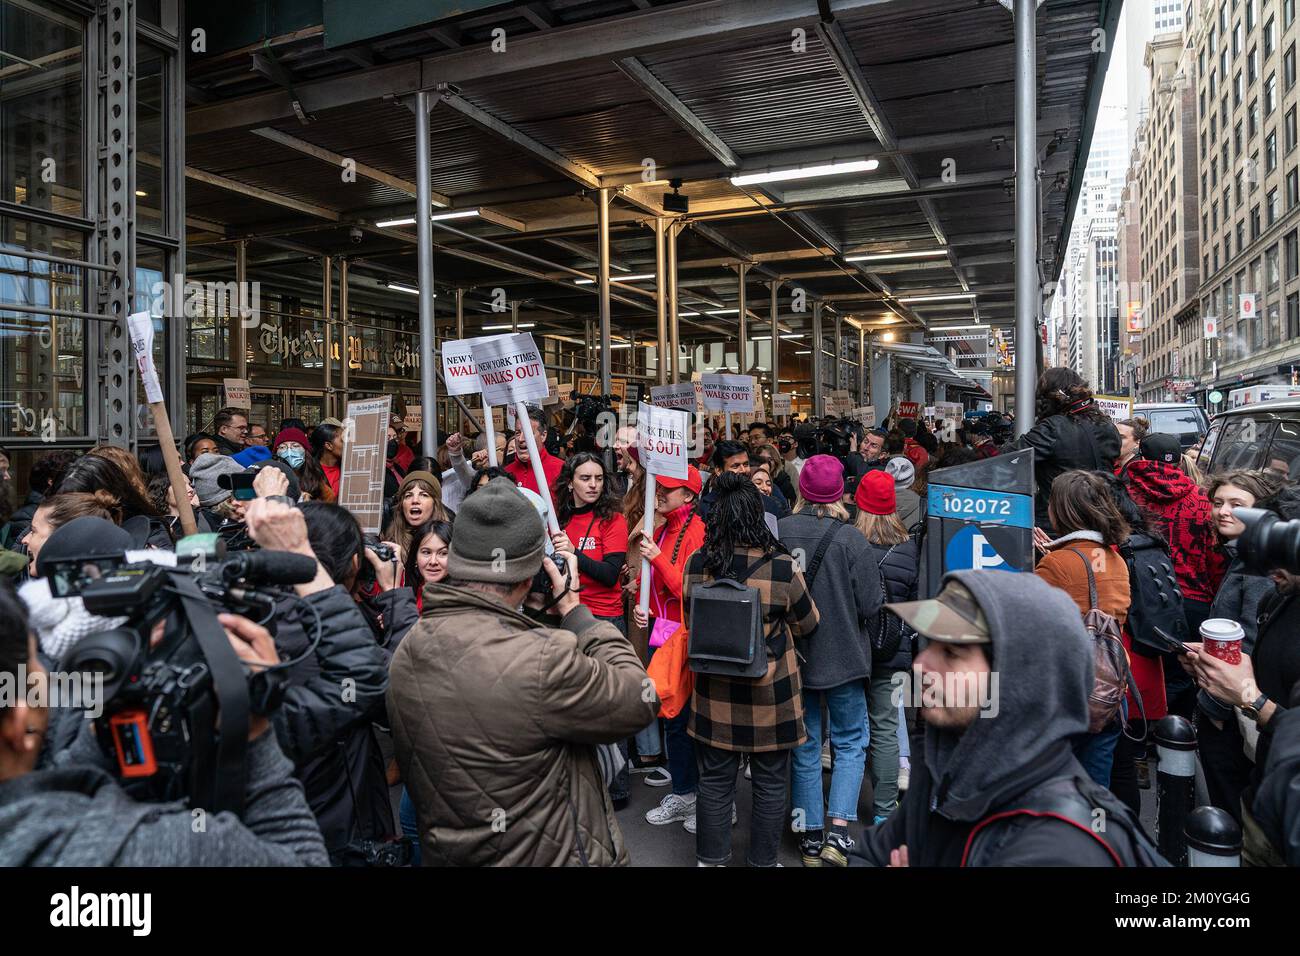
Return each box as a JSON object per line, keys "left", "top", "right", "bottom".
{"left": 846, "top": 428, "right": 889, "bottom": 478}
{"left": 0, "top": 579, "right": 329, "bottom": 866}
{"left": 389, "top": 478, "right": 657, "bottom": 865}
{"left": 244, "top": 498, "right": 403, "bottom": 864}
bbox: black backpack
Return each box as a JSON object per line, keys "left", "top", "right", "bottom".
{"left": 1118, "top": 532, "right": 1189, "bottom": 658}
{"left": 686, "top": 553, "right": 774, "bottom": 678}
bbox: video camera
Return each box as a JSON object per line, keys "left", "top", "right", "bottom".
{"left": 794, "top": 417, "right": 865, "bottom": 465}
{"left": 55, "top": 533, "right": 319, "bottom": 812}
{"left": 569, "top": 390, "right": 617, "bottom": 454}
{"left": 1235, "top": 507, "right": 1300, "bottom": 575}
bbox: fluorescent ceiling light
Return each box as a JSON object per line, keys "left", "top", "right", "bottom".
{"left": 928, "top": 323, "right": 987, "bottom": 331}
{"left": 376, "top": 209, "right": 480, "bottom": 228}
{"left": 846, "top": 250, "right": 948, "bottom": 263}
{"left": 574, "top": 273, "right": 655, "bottom": 285}
{"left": 730, "top": 158, "right": 879, "bottom": 187}
{"left": 385, "top": 282, "right": 420, "bottom": 295}
{"left": 779, "top": 333, "right": 806, "bottom": 340}
{"left": 899, "top": 293, "right": 977, "bottom": 303}
{"left": 482, "top": 322, "right": 536, "bottom": 331}
{"left": 609, "top": 343, "right": 633, "bottom": 350}
{"left": 135, "top": 190, "right": 148, "bottom": 197}
{"left": 795, "top": 350, "right": 812, "bottom": 355}
{"left": 705, "top": 308, "right": 739, "bottom": 315}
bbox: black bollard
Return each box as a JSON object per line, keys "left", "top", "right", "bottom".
{"left": 1185, "top": 806, "right": 1242, "bottom": 867}
{"left": 1153, "top": 715, "right": 1197, "bottom": 866}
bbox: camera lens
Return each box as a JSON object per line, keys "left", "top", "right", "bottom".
{"left": 61, "top": 627, "right": 143, "bottom": 703}
{"left": 1235, "top": 506, "right": 1300, "bottom": 575}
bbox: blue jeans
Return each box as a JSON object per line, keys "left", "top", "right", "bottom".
{"left": 1073, "top": 720, "right": 1122, "bottom": 787}
{"left": 791, "top": 682, "right": 868, "bottom": 829}
{"left": 399, "top": 787, "right": 421, "bottom": 866}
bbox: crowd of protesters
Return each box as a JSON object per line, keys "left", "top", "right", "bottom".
{"left": 0, "top": 366, "right": 1298, "bottom": 868}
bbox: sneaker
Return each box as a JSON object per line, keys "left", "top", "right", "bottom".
{"left": 645, "top": 792, "right": 696, "bottom": 825}
{"left": 682, "top": 804, "right": 736, "bottom": 834}
{"left": 643, "top": 767, "right": 672, "bottom": 788}
{"left": 629, "top": 755, "right": 666, "bottom": 773}
{"left": 799, "top": 833, "right": 825, "bottom": 867}
{"left": 897, "top": 764, "right": 910, "bottom": 792}
{"left": 820, "top": 829, "right": 856, "bottom": 866}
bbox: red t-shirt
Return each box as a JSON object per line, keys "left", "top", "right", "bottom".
{"left": 563, "top": 509, "right": 629, "bottom": 619}
{"left": 322, "top": 463, "right": 341, "bottom": 498}
{"left": 505, "top": 448, "right": 564, "bottom": 499}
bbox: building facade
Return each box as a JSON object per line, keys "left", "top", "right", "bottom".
{"left": 1136, "top": 34, "right": 1202, "bottom": 402}
{"left": 1191, "top": 0, "right": 1300, "bottom": 407}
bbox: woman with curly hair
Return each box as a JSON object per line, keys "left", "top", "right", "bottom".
{"left": 683, "top": 471, "right": 819, "bottom": 867}
{"left": 1014, "top": 366, "right": 1121, "bottom": 531}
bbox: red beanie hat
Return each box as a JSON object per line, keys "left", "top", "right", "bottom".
{"left": 272, "top": 427, "right": 310, "bottom": 452}
{"left": 854, "top": 469, "right": 896, "bottom": 516}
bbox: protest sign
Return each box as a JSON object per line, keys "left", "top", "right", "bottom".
{"left": 127, "top": 312, "right": 164, "bottom": 404}
{"left": 650, "top": 381, "right": 698, "bottom": 411}
{"left": 441, "top": 337, "right": 484, "bottom": 397}
{"left": 771, "top": 393, "right": 793, "bottom": 417}
{"left": 470, "top": 332, "right": 549, "bottom": 407}
{"left": 222, "top": 378, "right": 251, "bottom": 410}
{"left": 1094, "top": 394, "right": 1134, "bottom": 424}
{"left": 338, "top": 395, "right": 393, "bottom": 535}
{"left": 699, "top": 373, "right": 754, "bottom": 412}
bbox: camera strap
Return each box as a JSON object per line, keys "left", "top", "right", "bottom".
{"left": 172, "top": 572, "right": 249, "bottom": 815}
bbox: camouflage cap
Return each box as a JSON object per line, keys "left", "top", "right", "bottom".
{"left": 887, "top": 580, "right": 990, "bottom": 644}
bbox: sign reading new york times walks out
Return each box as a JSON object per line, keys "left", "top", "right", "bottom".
{"left": 637, "top": 401, "right": 690, "bottom": 481}
{"left": 441, "top": 336, "right": 486, "bottom": 396}
{"left": 699, "top": 373, "right": 754, "bottom": 412}
{"left": 469, "top": 332, "right": 550, "bottom": 406}
{"left": 650, "top": 381, "right": 699, "bottom": 412}
{"left": 339, "top": 395, "right": 392, "bottom": 535}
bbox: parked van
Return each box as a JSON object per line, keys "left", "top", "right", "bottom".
{"left": 1133, "top": 402, "right": 1210, "bottom": 450}
{"left": 1196, "top": 398, "right": 1300, "bottom": 480}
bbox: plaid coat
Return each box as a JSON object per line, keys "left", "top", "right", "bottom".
{"left": 683, "top": 546, "right": 820, "bottom": 752}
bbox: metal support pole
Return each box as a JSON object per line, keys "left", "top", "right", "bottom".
{"left": 512, "top": 300, "right": 519, "bottom": 333}
{"left": 338, "top": 258, "right": 350, "bottom": 405}
{"left": 455, "top": 287, "right": 465, "bottom": 340}
{"left": 234, "top": 240, "right": 248, "bottom": 380}
{"left": 322, "top": 255, "right": 333, "bottom": 417}
{"left": 415, "top": 89, "right": 439, "bottom": 456}
{"left": 737, "top": 262, "right": 749, "bottom": 375}
{"left": 596, "top": 187, "right": 613, "bottom": 396}
{"left": 770, "top": 280, "right": 780, "bottom": 402}
{"left": 812, "top": 300, "right": 824, "bottom": 416}
{"left": 654, "top": 218, "right": 668, "bottom": 385}
{"left": 667, "top": 222, "right": 682, "bottom": 383}
{"left": 1014, "top": 0, "right": 1039, "bottom": 436}
{"left": 859, "top": 327, "right": 867, "bottom": 404}
{"left": 834, "top": 312, "right": 843, "bottom": 392}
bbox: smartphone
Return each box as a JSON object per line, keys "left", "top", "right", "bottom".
{"left": 1150, "top": 626, "right": 1192, "bottom": 656}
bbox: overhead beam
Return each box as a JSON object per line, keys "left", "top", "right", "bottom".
{"left": 250, "top": 126, "right": 452, "bottom": 205}
{"left": 615, "top": 57, "right": 741, "bottom": 168}
{"left": 438, "top": 88, "right": 602, "bottom": 190}
{"left": 141, "top": 152, "right": 341, "bottom": 220}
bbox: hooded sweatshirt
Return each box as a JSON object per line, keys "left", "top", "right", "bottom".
{"left": 1123, "top": 460, "right": 1226, "bottom": 604}
{"left": 849, "top": 571, "right": 1132, "bottom": 866}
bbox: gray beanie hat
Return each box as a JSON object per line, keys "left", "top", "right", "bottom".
{"left": 447, "top": 477, "right": 545, "bottom": 583}
{"left": 190, "top": 452, "right": 246, "bottom": 506}
{"left": 884, "top": 455, "right": 915, "bottom": 491}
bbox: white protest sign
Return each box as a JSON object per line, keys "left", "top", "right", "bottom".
{"left": 829, "top": 390, "right": 851, "bottom": 417}
{"left": 1094, "top": 394, "right": 1133, "bottom": 424}
{"left": 924, "top": 406, "right": 937, "bottom": 419}
{"left": 637, "top": 401, "right": 690, "bottom": 481}
{"left": 851, "top": 405, "right": 876, "bottom": 428}
{"left": 223, "top": 378, "right": 251, "bottom": 410}
{"left": 441, "top": 337, "right": 486, "bottom": 396}
{"left": 650, "top": 381, "right": 699, "bottom": 411}
{"left": 127, "top": 311, "right": 164, "bottom": 404}
{"left": 699, "top": 373, "right": 754, "bottom": 412}
{"left": 772, "top": 392, "right": 793, "bottom": 417}
{"left": 470, "top": 332, "right": 549, "bottom": 406}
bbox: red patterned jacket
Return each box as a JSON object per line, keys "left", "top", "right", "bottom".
{"left": 1123, "top": 460, "right": 1227, "bottom": 605}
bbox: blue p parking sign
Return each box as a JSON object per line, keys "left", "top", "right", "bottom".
{"left": 944, "top": 524, "right": 1022, "bottom": 573}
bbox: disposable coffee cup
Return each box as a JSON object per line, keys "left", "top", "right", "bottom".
{"left": 1200, "top": 618, "right": 1244, "bottom": 665}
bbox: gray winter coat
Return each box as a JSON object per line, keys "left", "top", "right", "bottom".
{"left": 1200, "top": 548, "right": 1276, "bottom": 722}
{"left": 776, "top": 511, "right": 883, "bottom": 689}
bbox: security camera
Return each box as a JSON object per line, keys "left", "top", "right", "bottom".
{"left": 349, "top": 226, "right": 363, "bottom": 244}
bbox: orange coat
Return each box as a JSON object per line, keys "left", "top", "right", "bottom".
{"left": 1034, "top": 541, "right": 1131, "bottom": 628}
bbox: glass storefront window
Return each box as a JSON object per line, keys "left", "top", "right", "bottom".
{"left": 0, "top": 219, "right": 88, "bottom": 439}
{"left": 0, "top": 1, "right": 84, "bottom": 217}
{"left": 136, "top": 46, "right": 167, "bottom": 236}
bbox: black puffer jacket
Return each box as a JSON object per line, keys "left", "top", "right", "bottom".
{"left": 270, "top": 585, "right": 394, "bottom": 859}
{"left": 1017, "top": 411, "right": 1120, "bottom": 528}
{"left": 1201, "top": 547, "right": 1276, "bottom": 722}
{"left": 866, "top": 538, "right": 919, "bottom": 672}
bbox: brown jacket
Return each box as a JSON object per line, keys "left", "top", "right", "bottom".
{"left": 1034, "top": 537, "right": 1131, "bottom": 628}
{"left": 388, "top": 582, "right": 657, "bottom": 866}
